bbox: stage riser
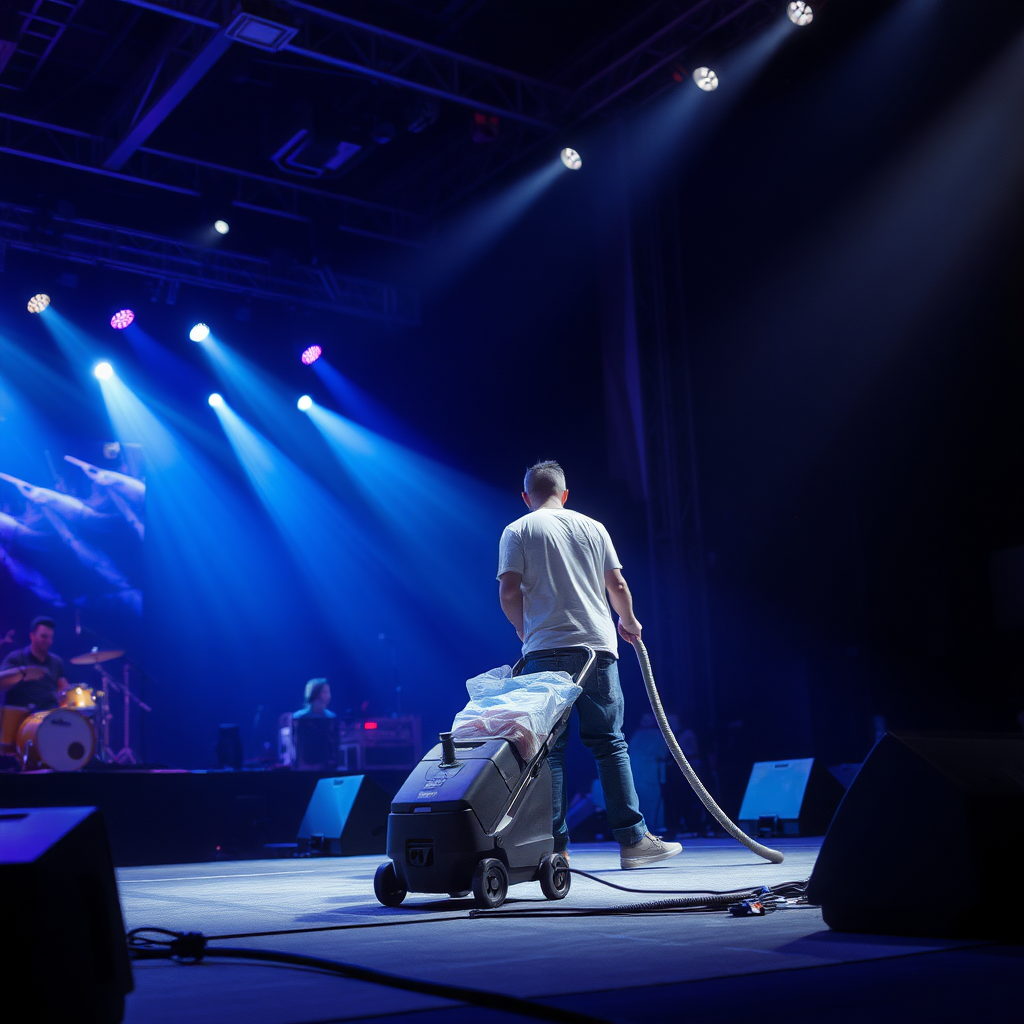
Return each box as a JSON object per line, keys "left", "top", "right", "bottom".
{"left": 0, "top": 771, "right": 369, "bottom": 866}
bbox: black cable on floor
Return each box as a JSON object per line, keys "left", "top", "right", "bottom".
{"left": 127, "top": 929, "right": 608, "bottom": 1024}
{"left": 567, "top": 868, "right": 810, "bottom": 897}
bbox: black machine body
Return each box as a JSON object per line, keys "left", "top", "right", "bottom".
{"left": 374, "top": 646, "right": 596, "bottom": 909}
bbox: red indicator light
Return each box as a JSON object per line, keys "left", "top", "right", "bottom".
{"left": 363, "top": 721, "right": 378, "bottom": 730}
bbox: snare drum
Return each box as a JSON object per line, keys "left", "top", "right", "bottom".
{"left": 16, "top": 708, "right": 96, "bottom": 771}
{"left": 61, "top": 685, "right": 99, "bottom": 716}
{"left": 0, "top": 706, "right": 31, "bottom": 755}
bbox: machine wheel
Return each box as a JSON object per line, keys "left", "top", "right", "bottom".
{"left": 472, "top": 858, "right": 509, "bottom": 909}
{"left": 373, "top": 861, "right": 407, "bottom": 907}
{"left": 539, "top": 853, "right": 571, "bottom": 901}
{"left": 448, "top": 890, "right": 471, "bottom": 898}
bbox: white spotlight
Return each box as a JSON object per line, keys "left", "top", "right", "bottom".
{"left": 692, "top": 67, "right": 719, "bottom": 91}
{"left": 27, "top": 293, "right": 50, "bottom": 313}
{"left": 214, "top": 219, "right": 230, "bottom": 235}
{"left": 208, "top": 393, "right": 224, "bottom": 408}
{"left": 190, "top": 323, "right": 211, "bottom": 342}
{"left": 93, "top": 362, "right": 114, "bottom": 381}
{"left": 560, "top": 147, "right": 582, "bottom": 171}
{"left": 297, "top": 395, "right": 313, "bottom": 412}
{"left": 788, "top": 2, "right": 814, "bottom": 26}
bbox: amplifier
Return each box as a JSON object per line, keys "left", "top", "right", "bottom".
{"left": 337, "top": 716, "right": 422, "bottom": 771}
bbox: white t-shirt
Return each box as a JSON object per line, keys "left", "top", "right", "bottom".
{"left": 497, "top": 507, "right": 621, "bottom": 657}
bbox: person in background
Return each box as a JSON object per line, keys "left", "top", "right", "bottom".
{"left": 293, "top": 678, "right": 336, "bottom": 720}
{"left": 0, "top": 616, "right": 69, "bottom": 711}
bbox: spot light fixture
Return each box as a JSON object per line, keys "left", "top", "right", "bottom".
{"left": 692, "top": 67, "right": 719, "bottom": 91}
{"left": 214, "top": 220, "right": 230, "bottom": 235}
{"left": 27, "top": 293, "right": 50, "bottom": 313}
{"left": 788, "top": 2, "right": 814, "bottom": 26}
{"left": 190, "top": 323, "right": 211, "bottom": 342}
{"left": 301, "top": 344, "right": 322, "bottom": 365}
{"left": 110, "top": 309, "right": 135, "bottom": 330}
{"left": 560, "top": 148, "right": 582, "bottom": 171}
{"left": 297, "top": 395, "right": 313, "bottom": 412}
{"left": 208, "top": 393, "right": 224, "bottom": 408}
{"left": 93, "top": 362, "right": 114, "bottom": 381}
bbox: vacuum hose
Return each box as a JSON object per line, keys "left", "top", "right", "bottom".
{"left": 631, "top": 637, "right": 785, "bottom": 865}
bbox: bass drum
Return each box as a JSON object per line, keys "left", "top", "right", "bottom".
{"left": 17, "top": 708, "right": 96, "bottom": 771}
{"left": 0, "top": 705, "right": 31, "bottom": 755}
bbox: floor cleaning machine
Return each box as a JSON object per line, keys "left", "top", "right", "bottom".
{"left": 373, "top": 638, "right": 784, "bottom": 911}
{"left": 373, "top": 647, "right": 597, "bottom": 909}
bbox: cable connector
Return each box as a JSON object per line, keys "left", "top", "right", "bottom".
{"left": 728, "top": 899, "right": 767, "bottom": 917}
{"left": 170, "top": 932, "right": 208, "bottom": 962}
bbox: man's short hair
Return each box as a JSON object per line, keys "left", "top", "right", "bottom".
{"left": 30, "top": 616, "right": 55, "bottom": 634}
{"left": 524, "top": 460, "right": 566, "bottom": 497}
{"left": 304, "top": 678, "right": 329, "bottom": 704}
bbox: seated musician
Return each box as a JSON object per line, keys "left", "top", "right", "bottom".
{"left": 292, "top": 679, "right": 336, "bottom": 720}
{"left": 0, "top": 617, "right": 69, "bottom": 711}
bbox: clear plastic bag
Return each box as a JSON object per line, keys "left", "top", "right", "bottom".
{"left": 450, "top": 666, "right": 582, "bottom": 761}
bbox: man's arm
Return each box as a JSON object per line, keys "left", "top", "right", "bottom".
{"left": 605, "top": 568, "right": 643, "bottom": 642}
{"left": 498, "top": 571, "right": 525, "bottom": 642}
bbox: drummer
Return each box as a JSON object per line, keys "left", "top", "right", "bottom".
{"left": 0, "top": 616, "right": 69, "bottom": 711}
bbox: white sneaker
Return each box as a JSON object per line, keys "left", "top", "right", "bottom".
{"left": 620, "top": 832, "right": 683, "bottom": 869}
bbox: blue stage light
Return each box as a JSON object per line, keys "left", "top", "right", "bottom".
{"left": 208, "top": 393, "right": 224, "bottom": 407}
{"left": 693, "top": 67, "right": 719, "bottom": 91}
{"left": 190, "top": 323, "right": 211, "bottom": 342}
{"left": 301, "top": 345, "right": 322, "bottom": 365}
{"left": 297, "top": 395, "right": 313, "bottom": 412}
{"left": 788, "top": 2, "right": 814, "bottom": 26}
{"left": 93, "top": 362, "right": 114, "bottom": 380}
{"left": 27, "top": 293, "right": 50, "bottom": 313}
{"left": 560, "top": 148, "right": 582, "bottom": 170}
{"left": 110, "top": 309, "right": 134, "bottom": 330}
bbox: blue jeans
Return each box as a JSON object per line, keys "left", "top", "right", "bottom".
{"left": 521, "top": 648, "right": 646, "bottom": 850}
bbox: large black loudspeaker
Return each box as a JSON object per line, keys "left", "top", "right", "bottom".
{"left": 297, "top": 775, "right": 391, "bottom": 855}
{"left": 738, "top": 757, "right": 845, "bottom": 836}
{"left": 0, "top": 806, "right": 133, "bottom": 1023}
{"left": 807, "top": 733, "right": 1024, "bottom": 940}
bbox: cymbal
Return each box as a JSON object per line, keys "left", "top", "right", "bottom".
{"left": 0, "top": 664, "right": 46, "bottom": 680}
{"left": 70, "top": 648, "right": 125, "bottom": 665}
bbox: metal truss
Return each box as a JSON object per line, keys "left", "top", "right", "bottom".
{"left": 567, "top": 0, "right": 780, "bottom": 121}
{"left": 6, "top": 1, "right": 785, "bottom": 241}
{"left": 374, "top": 0, "right": 782, "bottom": 215}
{"left": 0, "top": 201, "right": 419, "bottom": 323}
{"left": 112, "top": 0, "right": 568, "bottom": 127}
{"left": 0, "top": 0, "right": 85, "bottom": 92}
{"left": 0, "top": 113, "right": 424, "bottom": 245}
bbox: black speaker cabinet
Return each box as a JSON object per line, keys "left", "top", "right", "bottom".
{"left": 0, "top": 806, "right": 133, "bottom": 1023}
{"left": 807, "top": 733, "right": 1024, "bottom": 939}
{"left": 738, "top": 757, "right": 845, "bottom": 836}
{"left": 297, "top": 775, "right": 391, "bottom": 855}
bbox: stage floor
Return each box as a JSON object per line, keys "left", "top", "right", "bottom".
{"left": 117, "top": 838, "right": 1020, "bottom": 1024}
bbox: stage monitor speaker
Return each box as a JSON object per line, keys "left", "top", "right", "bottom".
{"left": 738, "top": 757, "right": 845, "bottom": 836}
{"left": 0, "top": 806, "right": 133, "bottom": 1023}
{"left": 297, "top": 775, "right": 390, "bottom": 855}
{"left": 807, "top": 733, "right": 1024, "bottom": 940}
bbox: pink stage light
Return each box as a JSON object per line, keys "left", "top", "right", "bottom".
{"left": 110, "top": 309, "right": 135, "bottom": 330}
{"left": 301, "top": 344, "right": 322, "bottom": 365}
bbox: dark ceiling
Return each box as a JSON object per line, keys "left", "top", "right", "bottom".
{"left": 0, "top": 0, "right": 781, "bottom": 316}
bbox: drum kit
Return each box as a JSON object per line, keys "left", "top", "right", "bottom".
{"left": 0, "top": 646, "right": 151, "bottom": 772}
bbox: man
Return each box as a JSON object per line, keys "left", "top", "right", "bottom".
{"left": 497, "top": 460, "right": 682, "bottom": 869}
{"left": 0, "top": 616, "right": 69, "bottom": 711}
{"left": 292, "top": 679, "right": 336, "bottom": 720}
{"left": 290, "top": 678, "right": 338, "bottom": 770}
